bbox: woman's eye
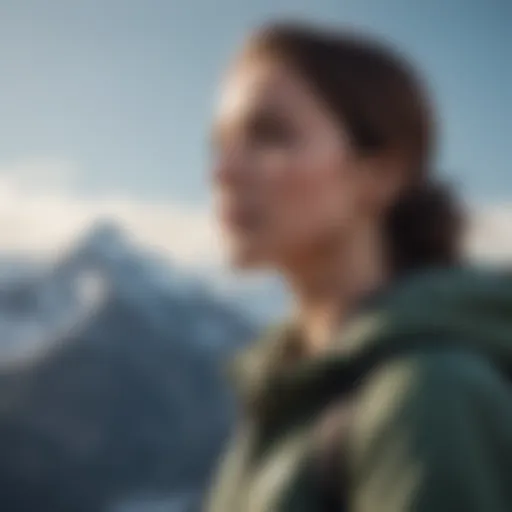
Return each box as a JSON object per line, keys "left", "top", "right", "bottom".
{"left": 249, "top": 116, "right": 295, "bottom": 147}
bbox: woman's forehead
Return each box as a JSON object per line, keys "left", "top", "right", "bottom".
{"left": 214, "top": 59, "right": 333, "bottom": 133}
{"left": 216, "top": 61, "right": 292, "bottom": 119}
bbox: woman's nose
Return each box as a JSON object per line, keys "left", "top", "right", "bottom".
{"left": 212, "top": 144, "right": 246, "bottom": 186}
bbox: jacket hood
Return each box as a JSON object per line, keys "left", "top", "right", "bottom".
{"left": 231, "top": 266, "right": 512, "bottom": 420}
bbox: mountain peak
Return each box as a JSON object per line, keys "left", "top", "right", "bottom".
{"left": 78, "top": 220, "right": 130, "bottom": 257}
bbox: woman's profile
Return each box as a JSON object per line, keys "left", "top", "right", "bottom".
{"left": 206, "top": 21, "right": 512, "bottom": 512}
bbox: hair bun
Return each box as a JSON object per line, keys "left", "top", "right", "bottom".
{"left": 386, "top": 180, "right": 463, "bottom": 275}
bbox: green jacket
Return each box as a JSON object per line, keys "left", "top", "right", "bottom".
{"left": 206, "top": 267, "right": 512, "bottom": 512}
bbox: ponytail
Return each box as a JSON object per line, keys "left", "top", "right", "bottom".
{"left": 386, "top": 179, "right": 463, "bottom": 275}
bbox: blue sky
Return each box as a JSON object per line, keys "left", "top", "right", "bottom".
{"left": 0, "top": 0, "right": 509, "bottom": 267}
{"left": 0, "top": 0, "right": 509, "bottom": 204}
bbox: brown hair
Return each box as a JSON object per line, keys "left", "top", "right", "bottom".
{"left": 242, "top": 22, "right": 462, "bottom": 275}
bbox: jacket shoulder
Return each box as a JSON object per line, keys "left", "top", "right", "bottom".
{"left": 347, "top": 348, "right": 512, "bottom": 512}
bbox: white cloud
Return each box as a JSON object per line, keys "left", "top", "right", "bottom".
{"left": 465, "top": 203, "right": 512, "bottom": 264}
{"left": 0, "top": 157, "right": 80, "bottom": 192}
{"left": 0, "top": 158, "right": 509, "bottom": 268}
{"left": 0, "top": 159, "right": 220, "bottom": 267}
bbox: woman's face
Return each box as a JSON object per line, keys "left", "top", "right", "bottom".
{"left": 211, "top": 58, "right": 381, "bottom": 269}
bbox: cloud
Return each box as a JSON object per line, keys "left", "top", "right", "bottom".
{"left": 465, "top": 203, "right": 512, "bottom": 264}
{"left": 0, "top": 159, "right": 220, "bottom": 267}
{"left": 0, "top": 157, "right": 81, "bottom": 192}
{"left": 0, "top": 158, "right": 510, "bottom": 268}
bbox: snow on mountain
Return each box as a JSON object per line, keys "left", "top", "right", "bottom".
{"left": 0, "top": 219, "right": 256, "bottom": 512}
{"left": 0, "top": 220, "right": 252, "bottom": 366}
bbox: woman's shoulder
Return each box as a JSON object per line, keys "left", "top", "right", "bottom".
{"left": 342, "top": 264, "right": 512, "bottom": 373}
{"left": 347, "top": 344, "right": 512, "bottom": 512}
{"left": 358, "top": 347, "right": 511, "bottom": 416}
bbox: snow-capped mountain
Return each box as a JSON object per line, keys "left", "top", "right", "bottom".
{"left": 0, "top": 221, "right": 256, "bottom": 512}
{"left": 0, "top": 220, "right": 252, "bottom": 366}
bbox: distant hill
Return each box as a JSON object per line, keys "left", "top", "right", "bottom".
{"left": 0, "top": 221, "right": 256, "bottom": 512}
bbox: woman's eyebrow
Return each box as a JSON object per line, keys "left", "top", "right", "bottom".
{"left": 210, "top": 103, "right": 288, "bottom": 149}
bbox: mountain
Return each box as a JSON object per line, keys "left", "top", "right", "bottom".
{"left": 0, "top": 221, "right": 256, "bottom": 512}
{"left": 207, "top": 270, "right": 289, "bottom": 323}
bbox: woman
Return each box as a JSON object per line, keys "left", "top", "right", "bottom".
{"left": 206, "top": 22, "right": 512, "bottom": 512}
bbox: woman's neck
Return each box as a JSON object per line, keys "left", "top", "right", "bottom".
{"left": 284, "top": 226, "right": 388, "bottom": 355}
